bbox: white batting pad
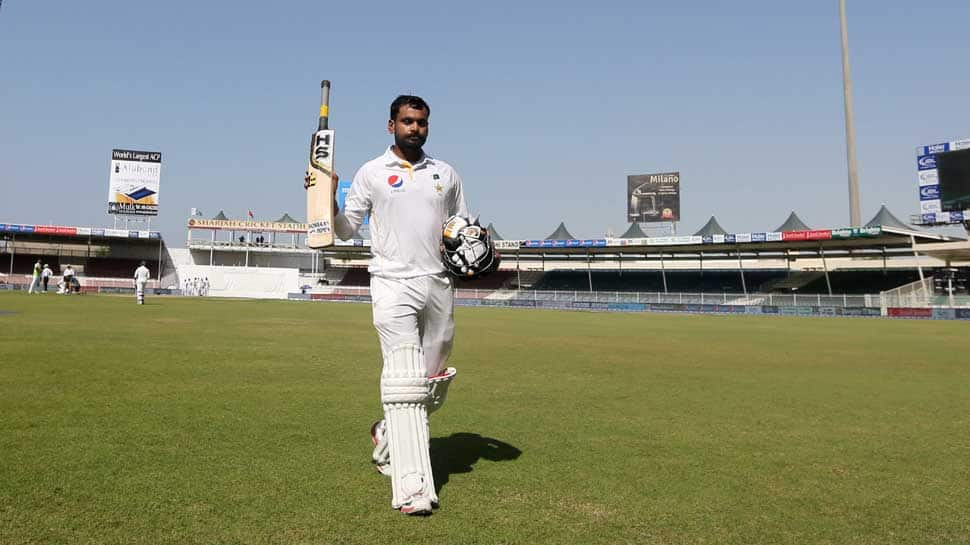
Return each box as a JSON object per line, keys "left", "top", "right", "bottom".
{"left": 381, "top": 344, "right": 438, "bottom": 509}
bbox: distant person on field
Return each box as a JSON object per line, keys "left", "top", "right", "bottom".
{"left": 41, "top": 263, "right": 53, "bottom": 292}
{"left": 133, "top": 260, "right": 150, "bottom": 305}
{"left": 63, "top": 266, "right": 76, "bottom": 294}
{"left": 28, "top": 259, "right": 42, "bottom": 294}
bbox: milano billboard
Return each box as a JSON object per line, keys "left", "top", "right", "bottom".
{"left": 627, "top": 172, "right": 680, "bottom": 223}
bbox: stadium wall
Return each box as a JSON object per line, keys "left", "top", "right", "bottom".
{"left": 175, "top": 265, "right": 298, "bottom": 299}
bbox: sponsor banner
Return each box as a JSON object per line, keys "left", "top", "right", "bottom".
{"left": 917, "top": 154, "right": 937, "bottom": 171}
{"left": 751, "top": 232, "right": 767, "bottom": 242}
{"left": 648, "top": 303, "right": 687, "bottom": 312}
{"left": 842, "top": 307, "right": 880, "bottom": 317}
{"left": 494, "top": 240, "right": 521, "bottom": 250}
{"left": 745, "top": 306, "right": 763, "bottom": 315}
{"left": 761, "top": 305, "right": 780, "bottom": 314}
{"left": 128, "top": 230, "right": 139, "bottom": 238}
{"left": 509, "top": 299, "right": 536, "bottom": 307}
{"left": 20, "top": 225, "right": 34, "bottom": 234}
{"left": 920, "top": 200, "right": 942, "bottom": 213}
{"left": 709, "top": 234, "right": 723, "bottom": 243}
{"left": 108, "top": 149, "right": 162, "bottom": 216}
{"left": 103, "top": 228, "right": 129, "bottom": 238}
{"left": 782, "top": 230, "right": 832, "bottom": 241}
{"left": 149, "top": 231, "right": 161, "bottom": 239}
{"left": 724, "top": 234, "right": 736, "bottom": 243}
{"left": 887, "top": 307, "right": 933, "bottom": 318}
{"left": 646, "top": 236, "right": 697, "bottom": 246}
{"left": 91, "top": 228, "right": 106, "bottom": 237}
{"left": 735, "top": 233, "right": 752, "bottom": 243}
{"left": 287, "top": 293, "right": 311, "bottom": 300}
{"left": 583, "top": 239, "right": 607, "bottom": 247}
{"left": 34, "top": 226, "right": 57, "bottom": 235}
{"left": 918, "top": 169, "right": 939, "bottom": 186}
{"left": 955, "top": 308, "right": 970, "bottom": 320}
{"left": 75, "top": 227, "right": 92, "bottom": 236}
{"left": 766, "top": 232, "right": 783, "bottom": 242}
{"left": 701, "top": 235, "right": 714, "bottom": 244}
{"left": 919, "top": 184, "right": 940, "bottom": 200}
{"left": 187, "top": 218, "right": 308, "bottom": 233}
{"left": 458, "top": 299, "right": 482, "bottom": 306}
{"left": 918, "top": 142, "right": 949, "bottom": 156}
{"left": 818, "top": 307, "right": 838, "bottom": 317}
{"left": 932, "top": 308, "right": 957, "bottom": 320}
{"left": 831, "top": 226, "right": 881, "bottom": 239}
{"left": 953, "top": 139, "right": 970, "bottom": 151}
{"left": 607, "top": 303, "right": 646, "bottom": 312}
{"left": 627, "top": 172, "right": 680, "bottom": 223}
{"left": 921, "top": 213, "right": 938, "bottom": 224}
{"left": 479, "top": 299, "right": 507, "bottom": 307}
{"left": 949, "top": 211, "right": 965, "bottom": 222}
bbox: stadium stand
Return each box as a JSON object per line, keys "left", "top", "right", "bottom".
{"left": 338, "top": 267, "right": 371, "bottom": 286}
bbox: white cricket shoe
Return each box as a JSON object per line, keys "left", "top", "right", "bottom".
{"left": 399, "top": 495, "right": 433, "bottom": 516}
{"left": 370, "top": 420, "right": 391, "bottom": 476}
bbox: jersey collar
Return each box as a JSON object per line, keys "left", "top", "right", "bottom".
{"left": 382, "top": 146, "right": 434, "bottom": 170}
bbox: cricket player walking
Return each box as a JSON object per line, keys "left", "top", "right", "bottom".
{"left": 318, "top": 94, "right": 495, "bottom": 516}
{"left": 28, "top": 259, "right": 42, "bottom": 294}
{"left": 133, "top": 260, "right": 150, "bottom": 305}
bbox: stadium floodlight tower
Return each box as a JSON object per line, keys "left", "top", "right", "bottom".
{"left": 840, "top": 0, "right": 862, "bottom": 226}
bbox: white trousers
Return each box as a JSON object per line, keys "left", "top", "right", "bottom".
{"left": 370, "top": 274, "right": 454, "bottom": 377}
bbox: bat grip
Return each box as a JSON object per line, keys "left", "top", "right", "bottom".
{"left": 318, "top": 80, "right": 331, "bottom": 130}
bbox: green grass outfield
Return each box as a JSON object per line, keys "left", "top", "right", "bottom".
{"left": 1, "top": 292, "right": 968, "bottom": 545}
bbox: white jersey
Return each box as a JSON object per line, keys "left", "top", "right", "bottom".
{"left": 336, "top": 147, "right": 468, "bottom": 279}
{"left": 134, "top": 265, "right": 150, "bottom": 282}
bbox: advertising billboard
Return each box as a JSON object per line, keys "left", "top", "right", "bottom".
{"left": 626, "top": 172, "right": 680, "bottom": 223}
{"left": 915, "top": 139, "right": 970, "bottom": 224}
{"left": 108, "top": 149, "right": 161, "bottom": 216}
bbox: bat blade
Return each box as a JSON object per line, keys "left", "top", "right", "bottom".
{"left": 306, "top": 80, "right": 334, "bottom": 248}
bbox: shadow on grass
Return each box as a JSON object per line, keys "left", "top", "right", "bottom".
{"left": 430, "top": 433, "right": 522, "bottom": 494}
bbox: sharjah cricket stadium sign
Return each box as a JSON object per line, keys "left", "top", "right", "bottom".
{"left": 187, "top": 218, "right": 308, "bottom": 233}
{"left": 108, "top": 149, "right": 162, "bottom": 216}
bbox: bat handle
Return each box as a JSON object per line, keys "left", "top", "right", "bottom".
{"left": 319, "top": 80, "right": 331, "bottom": 130}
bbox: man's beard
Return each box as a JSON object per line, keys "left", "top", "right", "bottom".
{"left": 395, "top": 132, "right": 426, "bottom": 154}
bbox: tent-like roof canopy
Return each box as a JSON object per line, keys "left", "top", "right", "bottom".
{"left": 212, "top": 210, "right": 229, "bottom": 221}
{"left": 545, "top": 222, "right": 575, "bottom": 240}
{"left": 693, "top": 216, "right": 728, "bottom": 236}
{"left": 775, "top": 211, "right": 811, "bottom": 232}
{"left": 486, "top": 222, "right": 503, "bottom": 240}
{"left": 619, "top": 223, "right": 648, "bottom": 238}
{"left": 865, "top": 204, "right": 920, "bottom": 231}
{"left": 275, "top": 213, "right": 300, "bottom": 223}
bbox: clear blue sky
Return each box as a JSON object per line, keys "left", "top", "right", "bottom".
{"left": 1, "top": 0, "right": 968, "bottom": 243}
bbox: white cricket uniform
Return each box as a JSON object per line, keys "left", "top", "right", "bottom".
{"left": 134, "top": 265, "right": 150, "bottom": 304}
{"left": 335, "top": 146, "right": 468, "bottom": 375}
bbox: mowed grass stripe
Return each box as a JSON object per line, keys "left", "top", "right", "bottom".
{"left": 1, "top": 293, "right": 968, "bottom": 545}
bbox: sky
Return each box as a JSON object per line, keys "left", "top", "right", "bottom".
{"left": 1, "top": 0, "right": 969, "bottom": 243}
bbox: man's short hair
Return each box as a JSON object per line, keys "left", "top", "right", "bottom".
{"left": 390, "top": 95, "right": 430, "bottom": 121}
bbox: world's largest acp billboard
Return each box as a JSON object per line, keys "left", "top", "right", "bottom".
{"left": 627, "top": 172, "right": 680, "bottom": 223}
{"left": 108, "top": 149, "right": 162, "bottom": 216}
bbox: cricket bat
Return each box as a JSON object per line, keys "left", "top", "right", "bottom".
{"left": 306, "top": 80, "right": 335, "bottom": 248}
